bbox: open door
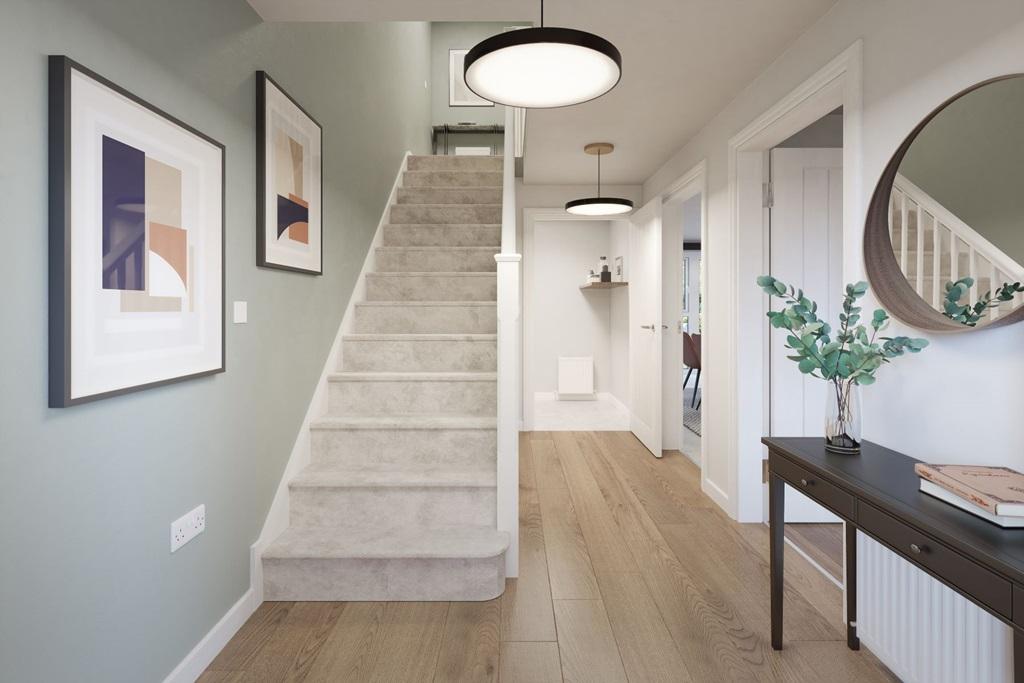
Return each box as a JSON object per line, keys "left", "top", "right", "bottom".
{"left": 769, "top": 147, "right": 843, "bottom": 522}
{"left": 628, "top": 198, "right": 663, "bottom": 457}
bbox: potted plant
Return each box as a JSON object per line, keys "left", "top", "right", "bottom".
{"left": 757, "top": 276, "right": 929, "bottom": 454}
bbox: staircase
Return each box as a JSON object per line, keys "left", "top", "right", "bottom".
{"left": 262, "top": 154, "right": 509, "bottom": 601}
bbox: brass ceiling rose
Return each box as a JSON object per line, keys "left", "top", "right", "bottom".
{"left": 584, "top": 142, "right": 614, "bottom": 155}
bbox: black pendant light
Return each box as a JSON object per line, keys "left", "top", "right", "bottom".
{"left": 566, "top": 143, "right": 633, "bottom": 216}
{"left": 464, "top": 0, "right": 622, "bottom": 109}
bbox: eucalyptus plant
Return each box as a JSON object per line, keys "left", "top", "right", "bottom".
{"left": 757, "top": 276, "right": 928, "bottom": 450}
{"left": 942, "top": 277, "right": 1024, "bottom": 327}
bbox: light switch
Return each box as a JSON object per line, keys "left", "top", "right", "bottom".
{"left": 233, "top": 301, "right": 247, "bottom": 324}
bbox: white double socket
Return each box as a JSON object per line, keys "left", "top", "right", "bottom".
{"left": 171, "top": 504, "right": 206, "bottom": 552}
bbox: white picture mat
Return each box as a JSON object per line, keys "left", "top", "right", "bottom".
{"left": 449, "top": 49, "right": 493, "bottom": 107}
{"left": 69, "top": 69, "right": 222, "bottom": 399}
{"left": 263, "top": 79, "right": 322, "bottom": 272}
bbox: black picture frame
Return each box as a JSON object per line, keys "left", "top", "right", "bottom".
{"left": 255, "top": 71, "right": 324, "bottom": 275}
{"left": 48, "top": 55, "right": 226, "bottom": 407}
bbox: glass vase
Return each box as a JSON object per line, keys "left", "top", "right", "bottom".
{"left": 824, "top": 380, "right": 861, "bottom": 454}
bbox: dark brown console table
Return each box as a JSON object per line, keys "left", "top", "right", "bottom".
{"left": 764, "top": 437, "right": 1024, "bottom": 682}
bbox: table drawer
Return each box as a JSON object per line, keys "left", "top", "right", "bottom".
{"left": 1014, "top": 585, "right": 1024, "bottom": 627}
{"left": 770, "top": 452, "right": 856, "bottom": 519}
{"left": 859, "top": 502, "right": 1012, "bottom": 618}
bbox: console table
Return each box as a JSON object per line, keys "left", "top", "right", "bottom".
{"left": 764, "top": 437, "right": 1024, "bottom": 682}
{"left": 431, "top": 124, "right": 504, "bottom": 155}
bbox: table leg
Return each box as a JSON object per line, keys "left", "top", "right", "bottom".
{"left": 845, "top": 522, "right": 860, "bottom": 650}
{"left": 1015, "top": 628, "right": 1024, "bottom": 683}
{"left": 769, "top": 470, "right": 784, "bottom": 650}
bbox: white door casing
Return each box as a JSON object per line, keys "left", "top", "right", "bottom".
{"left": 769, "top": 147, "right": 843, "bottom": 523}
{"left": 629, "top": 198, "right": 663, "bottom": 457}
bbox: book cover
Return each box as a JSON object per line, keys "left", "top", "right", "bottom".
{"left": 919, "top": 479, "right": 1024, "bottom": 528}
{"left": 914, "top": 463, "right": 1024, "bottom": 516}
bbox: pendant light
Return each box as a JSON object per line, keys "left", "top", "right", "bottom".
{"left": 463, "top": 0, "right": 622, "bottom": 109}
{"left": 565, "top": 143, "right": 633, "bottom": 216}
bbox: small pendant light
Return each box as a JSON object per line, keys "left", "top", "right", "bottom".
{"left": 565, "top": 143, "right": 634, "bottom": 216}
{"left": 463, "top": 0, "right": 622, "bottom": 109}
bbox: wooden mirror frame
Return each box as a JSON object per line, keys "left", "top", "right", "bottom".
{"left": 864, "top": 74, "right": 1024, "bottom": 333}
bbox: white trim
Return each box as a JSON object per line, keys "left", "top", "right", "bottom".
{"left": 162, "top": 584, "right": 258, "bottom": 683}
{"left": 724, "top": 41, "right": 863, "bottom": 524}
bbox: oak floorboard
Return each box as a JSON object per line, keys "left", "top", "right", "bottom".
{"left": 434, "top": 600, "right": 500, "bottom": 682}
{"left": 206, "top": 601, "right": 293, "bottom": 672}
{"left": 532, "top": 439, "right": 569, "bottom": 491}
{"left": 594, "top": 571, "right": 693, "bottom": 683}
{"left": 240, "top": 602, "right": 345, "bottom": 682}
{"left": 501, "top": 439, "right": 557, "bottom": 641}
{"left": 552, "top": 600, "right": 627, "bottom": 683}
{"left": 786, "top": 523, "right": 844, "bottom": 583}
{"left": 499, "top": 642, "right": 563, "bottom": 683}
{"left": 551, "top": 432, "right": 639, "bottom": 575}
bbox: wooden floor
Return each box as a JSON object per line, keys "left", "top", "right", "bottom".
{"left": 203, "top": 431, "right": 896, "bottom": 682}
{"left": 786, "top": 523, "right": 844, "bottom": 583}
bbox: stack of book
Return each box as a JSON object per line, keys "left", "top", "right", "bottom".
{"left": 916, "top": 463, "right": 1024, "bottom": 528}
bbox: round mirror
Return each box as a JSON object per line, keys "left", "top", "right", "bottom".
{"left": 865, "top": 75, "right": 1024, "bottom": 331}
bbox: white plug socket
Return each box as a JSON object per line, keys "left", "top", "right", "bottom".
{"left": 171, "top": 504, "right": 206, "bottom": 552}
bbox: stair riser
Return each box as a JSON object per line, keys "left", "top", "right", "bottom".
{"left": 354, "top": 305, "right": 497, "bottom": 334}
{"left": 311, "top": 428, "right": 497, "bottom": 469}
{"left": 382, "top": 224, "right": 501, "bottom": 247}
{"left": 342, "top": 339, "right": 497, "bottom": 372}
{"left": 376, "top": 248, "right": 498, "bottom": 273}
{"left": 390, "top": 205, "right": 501, "bottom": 225}
{"left": 263, "top": 555, "right": 505, "bottom": 601}
{"left": 407, "top": 156, "right": 502, "bottom": 171}
{"left": 397, "top": 187, "right": 502, "bottom": 205}
{"left": 403, "top": 171, "right": 502, "bottom": 188}
{"left": 328, "top": 379, "right": 496, "bottom": 415}
{"left": 289, "top": 486, "right": 496, "bottom": 528}
{"left": 365, "top": 274, "right": 496, "bottom": 302}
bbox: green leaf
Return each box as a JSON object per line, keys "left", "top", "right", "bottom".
{"left": 798, "top": 358, "right": 817, "bottom": 374}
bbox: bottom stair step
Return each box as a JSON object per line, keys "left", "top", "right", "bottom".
{"left": 262, "top": 525, "right": 509, "bottom": 601}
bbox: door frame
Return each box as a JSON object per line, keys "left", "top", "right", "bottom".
{"left": 521, "top": 209, "right": 627, "bottom": 431}
{"left": 725, "top": 40, "right": 863, "bottom": 523}
{"left": 656, "top": 161, "right": 708, "bottom": 474}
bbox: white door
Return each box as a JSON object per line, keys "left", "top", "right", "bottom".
{"left": 769, "top": 148, "right": 843, "bottom": 523}
{"left": 629, "top": 198, "right": 663, "bottom": 457}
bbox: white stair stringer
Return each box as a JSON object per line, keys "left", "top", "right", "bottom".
{"left": 262, "top": 154, "right": 508, "bottom": 601}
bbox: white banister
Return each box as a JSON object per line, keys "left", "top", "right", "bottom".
{"left": 495, "top": 105, "right": 523, "bottom": 578}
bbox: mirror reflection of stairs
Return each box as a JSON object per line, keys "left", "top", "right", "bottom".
{"left": 262, "top": 155, "right": 508, "bottom": 601}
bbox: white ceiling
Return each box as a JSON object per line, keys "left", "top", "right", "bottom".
{"left": 246, "top": 0, "right": 838, "bottom": 184}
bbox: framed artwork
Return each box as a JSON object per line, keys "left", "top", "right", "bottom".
{"left": 256, "top": 71, "right": 323, "bottom": 274}
{"left": 449, "top": 49, "right": 494, "bottom": 107}
{"left": 48, "top": 56, "right": 225, "bottom": 407}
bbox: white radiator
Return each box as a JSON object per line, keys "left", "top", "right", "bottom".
{"left": 857, "top": 532, "right": 1012, "bottom": 682}
{"left": 557, "top": 356, "right": 595, "bottom": 400}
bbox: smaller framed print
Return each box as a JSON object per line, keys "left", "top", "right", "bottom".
{"left": 256, "top": 72, "right": 323, "bottom": 274}
{"left": 449, "top": 49, "right": 494, "bottom": 107}
{"left": 48, "top": 56, "right": 225, "bottom": 406}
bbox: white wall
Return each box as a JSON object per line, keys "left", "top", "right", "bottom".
{"left": 529, "top": 220, "right": 615, "bottom": 395}
{"left": 609, "top": 220, "right": 631, "bottom": 406}
{"left": 642, "top": 1, "right": 1024, "bottom": 679}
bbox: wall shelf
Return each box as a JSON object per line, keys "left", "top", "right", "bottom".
{"left": 579, "top": 282, "right": 628, "bottom": 290}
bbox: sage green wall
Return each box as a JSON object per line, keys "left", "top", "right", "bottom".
{"left": 0, "top": 1, "right": 430, "bottom": 681}
{"left": 430, "top": 22, "right": 518, "bottom": 126}
{"left": 899, "top": 76, "right": 1024, "bottom": 265}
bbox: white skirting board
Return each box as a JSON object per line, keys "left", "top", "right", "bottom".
{"left": 162, "top": 152, "right": 411, "bottom": 683}
{"left": 857, "top": 531, "right": 1012, "bottom": 683}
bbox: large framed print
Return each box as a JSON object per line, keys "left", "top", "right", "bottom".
{"left": 256, "top": 71, "right": 323, "bottom": 274}
{"left": 449, "top": 49, "right": 494, "bottom": 107}
{"left": 48, "top": 56, "right": 225, "bottom": 407}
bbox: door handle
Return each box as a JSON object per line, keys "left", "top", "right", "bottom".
{"left": 640, "top": 324, "right": 655, "bottom": 330}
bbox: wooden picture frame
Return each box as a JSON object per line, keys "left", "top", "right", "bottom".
{"left": 48, "top": 56, "right": 225, "bottom": 407}
{"left": 256, "top": 71, "right": 323, "bottom": 274}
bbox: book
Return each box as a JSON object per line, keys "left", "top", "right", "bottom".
{"left": 919, "top": 479, "right": 1024, "bottom": 528}
{"left": 914, "top": 463, "right": 1024, "bottom": 517}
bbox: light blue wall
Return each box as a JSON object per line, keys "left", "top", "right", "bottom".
{"left": 0, "top": 1, "right": 431, "bottom": 681}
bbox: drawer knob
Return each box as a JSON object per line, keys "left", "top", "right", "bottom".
{"left": 909, "top": 543, "right": 925, "bottom": 555}
{"left": 800, "top": 478, "right": 813, "bottom": 487}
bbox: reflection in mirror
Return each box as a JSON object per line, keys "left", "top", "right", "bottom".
{"left": 888, "top": 76, "right": 1024, "bottom": 327}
